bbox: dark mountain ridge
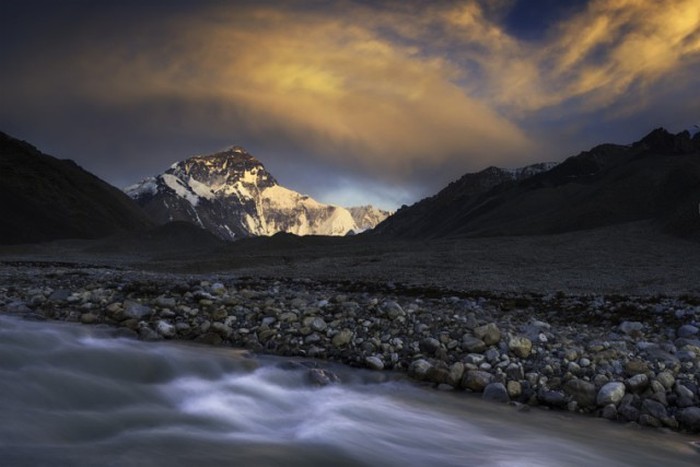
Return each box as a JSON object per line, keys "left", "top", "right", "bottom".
{"left": 373, "top": 128, "right": 700, "bottom": 239}
{"left": 0, "top": 131, "right": 153, "bottom": 244}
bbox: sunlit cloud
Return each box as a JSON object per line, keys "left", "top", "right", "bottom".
{"left": 1, "top": 0, "right": 699, "bottom": 208}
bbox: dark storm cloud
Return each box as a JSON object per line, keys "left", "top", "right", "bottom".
{"left": 1, "top": 0, "right": 699, "bottom": 209}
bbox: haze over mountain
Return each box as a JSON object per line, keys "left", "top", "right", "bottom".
{"left": 125, "top": 147, "right": 391, "bottom": 239}
{"left": 373, "top": 128, "right": 700, "bottom": 239}
{"left": 0, "top": 131, "right": 152, "bottom": 244}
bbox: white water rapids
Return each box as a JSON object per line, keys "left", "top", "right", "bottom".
{"left": 0, "top": 315, "right": 697, "bottom": 466}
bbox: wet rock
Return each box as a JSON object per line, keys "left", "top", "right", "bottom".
{"left": 462, "top": 370, "right": 493, "bottom": 392}
{"left": 156, "top": 320, "right": 176, "bottom": 338}
{"left": 447, "top": 362, "right": 465, "bottom": 387}
{"left": 641, "top": 399, "right": 667, "bottom": 421}
{"left": 564, "top": 379, "right": 597, "bottom": 408}
{"left": 408, "top": 359, "right": 432, "bottom": 380}
{"left": 483, "top": 383, "right": 510, "bottom": 403}
{"left": 597, "top": 382, "right": 626, "bottom": 406}
{"left": 539, "top": 390, "right": 568, "bottom": 408}
{"left": 308, "top": 368, "right": 340, "bottom": 386}
{"left": 80, "top": 312, "right": 98, "bottom": 324}
{"left": 601, "top": 404, "right": 618, "bottom": 420}
{"left": 677, "top": 407, "right": 700, "bottom": 432}
{"left": 506, "top": 381, "right": 522, "bottom": 398}
{"left": 365, "top": 356, "right": 384, "bottom": 371}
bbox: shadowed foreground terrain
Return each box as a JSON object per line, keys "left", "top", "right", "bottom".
{"left": 2, "top": 220, "right": 699, "bottom": 296}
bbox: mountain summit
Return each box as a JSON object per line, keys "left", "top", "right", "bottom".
{"left": 126, "top": 147, "right": 390, "bottom": 239}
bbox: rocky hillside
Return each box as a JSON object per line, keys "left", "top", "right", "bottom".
{"left": 373, "top": 128, "right": 700, "bottom": 238}
{"left": 126, "top": 147, "right": 390, "bottom": 239}
{"left": 0, "top": 131, "right": 153, "bottom": 244}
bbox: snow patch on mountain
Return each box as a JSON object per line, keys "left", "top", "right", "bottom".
{"left": 162, "top": 174, "right": 200, "bottom": 207}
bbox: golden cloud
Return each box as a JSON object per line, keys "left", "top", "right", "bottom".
{"left": 5, "top": 0, "right": 699, "bottom": 179}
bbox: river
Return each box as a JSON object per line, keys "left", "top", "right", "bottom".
{"left": 0, "top": 315, "right": 697, "bottom": 466}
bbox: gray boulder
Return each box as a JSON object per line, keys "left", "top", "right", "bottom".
{"left": 597, "top": 382, "right": 626, "bottom": 406}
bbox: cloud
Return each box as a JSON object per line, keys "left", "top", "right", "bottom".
{"left": 2, "top": 2, "right": 536, "bottom": 179}
{"left": 2, "top": 0, "right": 700, "bottom": 208}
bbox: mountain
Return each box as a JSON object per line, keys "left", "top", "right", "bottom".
{"left": 0, "top": 131, "right": 153, "bottom": 245}
{"left": 373, "top": 128, "right": 700, "bottom": 238}
{"left": 348, "top": 205, "right": 393, "bottom": 232}
{"left": 126, "top": 146, "right": 390, "bottom": 239}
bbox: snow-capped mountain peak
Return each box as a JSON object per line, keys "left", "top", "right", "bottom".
{"left": 125, "top": 147, "right": 390, "bottom": 239}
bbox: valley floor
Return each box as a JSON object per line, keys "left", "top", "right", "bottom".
{"left": 1, "top": 221, "right": 699, "bottom": 434}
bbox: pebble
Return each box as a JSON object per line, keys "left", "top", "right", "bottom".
{"left": 2, "top": 264, "right": 699, "bottom": 434}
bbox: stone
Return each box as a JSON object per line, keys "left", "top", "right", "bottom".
{"left": 677, "top": 407, "right": 700, "bottom": 432}
{"left": 80, "top": 313, "right": 98, "bottom": 324}
{"left": 483, "top": 383, "right": 510, "bottom": 403}
{"left": 641, "top": 399, "right": 667, "bottom": 420}
{"left": 156, "top": 320, "right": 176, "bottom": 337}
{"left": 365, "top": 356, "right": 384, "bottom": 371}
{"left": 505, "top": 362, "right": 524, "bottom": 381}
{"left": 447, "top": 362, "right": 465, "bottom": 387}
{"left": 656, "top": 371, "right": 675, "bottom": 390}
{"left": 462, "top": 370, "right": 493, "bottom": 392}
{"left": 155, "top": 296, "right": 177, "bottom": 308}
{"left": 462, "top": 336, "right": 487, "bottom": 353}
{"left": 624, "top": 360, "right": 649, "bottom": 376}
{"left": 408, "top": 359, "right": 432, "bottom": 380}
{"left": 618, "top": 321, "right": 644, "bottom": 337}
{"left": 382, "top": 301, "right": 405, "bottom": 319}
{"left": 474, "top": 323, "right": 501, "bottom": 346}
{"left": 420, "top": 337, "right": 441, "bottom": 355}
{"left": 597, "top": 382, "right": 626, "bottom": 406}
{"left": 506, "top": 381, "right": 522, "bottom": 398}
{"left": 49, "top": 289, "right": 71, "bottom": 301}
{"left": 539, "top": 390, "right": 568, "bottom": 408}
{"left": 123, "top": 301, "right": 152, "bottom": 320}
{"left": 626, "top": 374, "right": 649, "bottom": 393}
{"left": 508, "top": 336, "right": 533, "bottom": 358}
{"left": 564, "top": 379, "right": 597, "bottom": 408}
{"left": 332, "top": 329, "right": 353, "bottom": 347}
{"left": 677, "top": 324, "right": 699, "bottom": 338}
{"left": 310, "top": 317, "right": 327, "bottom": 332}
{"left": 601, "top": 404, "right": 618, "bottom": 420}
{"left": 308, "top": 369, "right": 340, "bottom": 386}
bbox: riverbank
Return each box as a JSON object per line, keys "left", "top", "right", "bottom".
{"left": 1, "top": 262, "right": 699, "bottom": 433}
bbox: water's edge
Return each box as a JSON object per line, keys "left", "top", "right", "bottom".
{"left": 0, "top": 315, "right": 697, "bottom": 467}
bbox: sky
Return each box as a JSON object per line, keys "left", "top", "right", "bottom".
{"left": 2, "top": 0, "right": 700, "bottom": 211}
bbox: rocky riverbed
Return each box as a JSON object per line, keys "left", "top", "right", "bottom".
{"left": 2, "top": 261, "right": 700, "bottom": 434}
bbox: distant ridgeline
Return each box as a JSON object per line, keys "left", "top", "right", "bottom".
{"left": 372, "top": 128, "right": 700, "bottom": 239}
{"left": 2, "top": 127, "right": 699, "bottom": 245}
{"left": 0, "top": 131, "right": 152, "bottom": 244}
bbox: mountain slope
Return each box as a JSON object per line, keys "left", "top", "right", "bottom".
{"left": 373, "top": 128, "right": 700, "bottom": 238}
{"left": 0, "top": 131, "right": 153, "bottom": 245}
{"left": 126, "top": 147, "right": 389, "bottom": 239}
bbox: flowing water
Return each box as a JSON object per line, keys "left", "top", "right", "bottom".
{"left": 0, "top": 315, "right": 697, "bottom": 467}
